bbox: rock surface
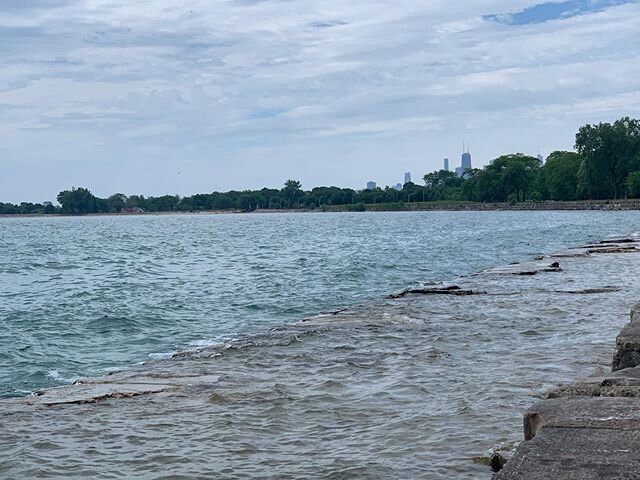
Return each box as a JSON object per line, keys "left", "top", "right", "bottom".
{"left": 387, "top": 285, "right": 482, "bottom": 299}
{"left": 13, "top": 372, "right": 222, "bottom": 406}
{"left": 482, "top": 262, "right": 562, "bottom": 276}
{"left": 612, "top": 304, "right": 640, "bottom": 371}
{"left": 548, "top": 366, "right": 640, "bottom": 398}
{"left": 496, "top": 426, "right": 640, "bottom": 480}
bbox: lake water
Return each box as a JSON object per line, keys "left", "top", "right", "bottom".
{"left": 2, "top": 211, "right": 640, "bottom": 479}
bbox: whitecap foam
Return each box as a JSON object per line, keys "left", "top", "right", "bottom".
{"left": 148, "top": 351, "right": 179, "bottom": 360}
{"left": 46, "top": 369, "right": 78, "bottom": 383}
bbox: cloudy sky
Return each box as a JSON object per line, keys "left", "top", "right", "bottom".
{"left": 2, "top": 0, "right": 640, "bottom": 203}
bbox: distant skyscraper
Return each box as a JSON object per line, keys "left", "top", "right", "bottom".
{"left": 461, "top": 152, "right": 472, "bottom": 170}
{"left": 366, "top": 181, "right": 377, "bottom": 190}
{"left": 444, "top": 158, "right": 449, "bottom": 172}
{"left": 537, "top": 154, "right": 545, "bottom": 164}
{"left": 456, "top": 143, "right": 472, "bottom": 178}
{"left": 404, "top": 172, "right": 412, "bottom": 185}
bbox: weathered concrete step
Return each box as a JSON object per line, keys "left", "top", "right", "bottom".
{"left": 495, "top": 425, "right": 640, "bottom": 479}
{"left": 496, "top": 397, "right": 640, "bottom": 479}
{"left": 522, "top": 397, "right": 640, "bottom": 441}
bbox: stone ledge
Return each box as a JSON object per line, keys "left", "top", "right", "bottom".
{"left": 523, "top": 397, "right": 640, "bottom": 441}
{"left": 548, "top": 365, "right": 640, "bottom": 398}
{"left": 495, "top": 426, "right": 640, "bottom": 480}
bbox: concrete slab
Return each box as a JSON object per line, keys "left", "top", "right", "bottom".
{"left": 523, "top": 397, "right": 640, "bottom": 441}
{"left": 495, "top": 426, "right": 640, "bottom": 480}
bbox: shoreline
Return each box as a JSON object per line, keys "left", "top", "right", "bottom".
{"left": 2, "top": 199, "right": 640, "bottom": 219}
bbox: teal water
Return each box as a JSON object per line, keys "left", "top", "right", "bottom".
{"left": 3, "top": 210, "right": 640, "bottom": 479}
{"left": 0, "top": 210, "right": 638, "bottom": 399}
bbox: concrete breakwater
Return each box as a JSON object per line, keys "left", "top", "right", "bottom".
{"left": 376, "top": 199, "right": 640, "bottom": 212}
{"left": 495, "top": 304, "right": 640, "bottom": 478}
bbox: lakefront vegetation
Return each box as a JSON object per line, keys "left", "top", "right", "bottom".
{"left": 2, "top": 117, "right": 640, "bottom": 215}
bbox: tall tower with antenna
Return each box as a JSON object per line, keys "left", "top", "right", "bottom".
{"left": 461, "top": 141, "right": 472, "bottom": 170}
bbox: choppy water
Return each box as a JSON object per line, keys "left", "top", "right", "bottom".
{"left": 2, "top": 211, "right": 640, "bottom": 479}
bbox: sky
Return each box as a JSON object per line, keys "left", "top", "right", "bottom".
{"left": 1, "top": 0, "right": 640, "bottom": 203}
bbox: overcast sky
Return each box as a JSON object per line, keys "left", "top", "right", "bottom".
{"left": 2, "top": 0, "right": 640, "bottom": 203}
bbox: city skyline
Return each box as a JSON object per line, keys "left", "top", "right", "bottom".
{"left": 365, "top": 148, "right": 550, "bottom": 189}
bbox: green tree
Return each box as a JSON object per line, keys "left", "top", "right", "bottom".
{"left": 470, "top": 154, "right": 541, "bottom": 202}
{"left": 499, "top": 154, "right": 541, "bottom": 202}
{"left": 107, "top": 193, "right": 127, "bottom": 213}
{"left": 575, "top": 117, "right": 640, "bottom": 199}
{"left": 56, "top": 187, "right": 98, "bottom": 214}
{"left": 147, "top": 195, "right": 179, "bottom": 212}
{"left": 282, "top": 179, "right": 302, "bottom": 208}
{"left": 626, "top": 172, "right": 640, "bottom": 198}
{"left": 125, "top": 195, "right": 147, "bottom": 209}
{"left": 543, "top": 151, "right": 582, "bottom": 200}
{"left": 423, "top": 170, "right": 464, "bottom": 201}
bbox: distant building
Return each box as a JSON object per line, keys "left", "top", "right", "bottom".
{"left": 366, "top": 181, "right": 377, "bottom": 190}
{"left": 393, "top": 183, "right": 403, "bottom": 191}
{"left": 461, "top": 152, "right": 472, "bottom": 170}
{"left": 537, "top": 154, "right": 545, "bottom": 164}
{"left": 443, "top": 158, "right": 449, "bottom": 172}
{"left": 404, "top": 172, "right": 412, "bottom": 185}
{"left": 456, "top": 145, "right": 472, "bottom": 178}
{"left": 121, "top": 207, "right": 144, "bottom": 214}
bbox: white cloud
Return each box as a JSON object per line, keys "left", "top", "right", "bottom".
{"left": 0, "top": 0, "right": 639, "bottom": 201}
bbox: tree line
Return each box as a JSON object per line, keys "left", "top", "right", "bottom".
{"left": 2, "top": 116, "right": 640, "bottom": 215}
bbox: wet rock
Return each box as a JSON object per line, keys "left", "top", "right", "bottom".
{"left": 472, "top": 456, "right": 492, "bottom": 466}
{"left": 599, "top": 238, "right": 637, "bottom": 244}
{"left": 554, "top": 287, "right": 621, "bottom": 295}
{"left": 515, "top": 263, "right": 561, "bottom": 275}
{"left": 548, "top": 249, "right": 590, "bottom": 258}
{"left": 473, "top": 443, "right": 514, "bottom": 474}
{"left": 483, "top": 262, "right": 562, "bottom": 276}
{"left": 23, "top": 373, "right": 223, "bottom": 406}
{"left": 387, "top": 285, "right": 482, "bottom": 299}
{"left": 547, "top": 366, "right": 640, "bottom": 399}
{"left": 490, "top": 453, "right": 508, "bottom": 473}
{"left": 32, "top": 383, "right": 168, "bottom": 405}
{"left": 585, "top": 244, "right": 639, "bottom": 255}
{"left": 613, "top": 304, "right": 640, "bottom": 371}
